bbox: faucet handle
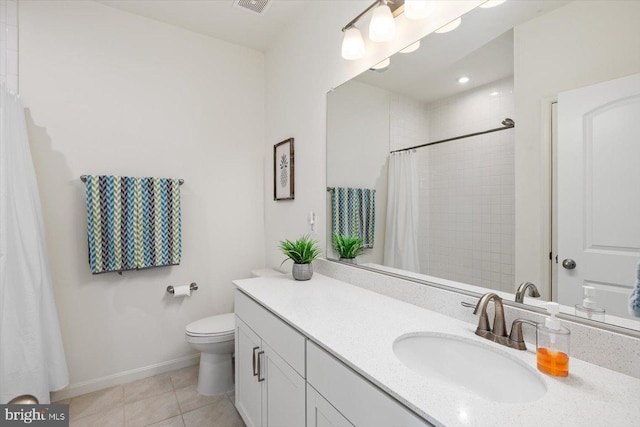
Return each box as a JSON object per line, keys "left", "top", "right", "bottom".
{"left": 508, "top": 319, "right": 538, "bottom": 350}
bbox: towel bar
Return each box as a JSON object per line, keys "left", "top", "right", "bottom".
{"left": 167, "top": 282, "right": 198, "bottom": 294}
{"left": 80, "top": 175, "right": 184, "bottom": 185}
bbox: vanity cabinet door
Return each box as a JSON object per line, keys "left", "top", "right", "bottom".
{"left": 235, "top": 316, "right": 263, "bottom": 427}
{"left": 307, "top": 384, "right": 354, "bottom": 427}
{"left": 235, "top": 291, "right": 307, "bottom": 427}
{"left": 262, "top": 342, "right": 306, "bottom": 427}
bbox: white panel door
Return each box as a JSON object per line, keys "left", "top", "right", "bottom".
{"left": 557, "top": 73, "right": 640, "bottom": 318}
{"left": 235, "top": 317, "right": 263, "bottom": 427}
{"left": 262, "top": 342, "right": 306, "bottom": 427}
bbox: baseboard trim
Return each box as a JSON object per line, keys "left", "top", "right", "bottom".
{"left": 51, "top": 353, "right": 200, "bottom": 401}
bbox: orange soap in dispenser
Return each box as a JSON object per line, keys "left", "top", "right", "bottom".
{"left": 536, "top": 302, "right": 570, "bottom": 377}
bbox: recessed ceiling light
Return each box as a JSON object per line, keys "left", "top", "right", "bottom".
{"left": 480, "top": 0, "right": 507, "bottom": 8}
{"left": 458, "top": 76, "right": 470, "bottom": 84}
{"left": 490, "top": 90, "right": 500, "bottom": 96}
{"left": 435, "top": 17, "right": 462, "bottom": 33}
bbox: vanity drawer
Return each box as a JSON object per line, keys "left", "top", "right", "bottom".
{"left": 235, "top": 290, "right": 306, "bottom": 377}
{"left": 307, "top": 341, "right": 432, "bottom": 427}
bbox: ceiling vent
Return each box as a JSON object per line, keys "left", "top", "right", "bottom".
{"left": 233, "top": 0, "right": 272, "bottom": 16}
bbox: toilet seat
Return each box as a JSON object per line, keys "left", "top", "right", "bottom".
{"left": 185, "top": 313, "right": 235, "bottom": 339}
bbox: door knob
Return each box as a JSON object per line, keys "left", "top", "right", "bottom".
{"left": 562, "top": 259, "right": 576, "bottom": 270}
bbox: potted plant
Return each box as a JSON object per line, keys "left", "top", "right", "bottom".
{"left": 333, "top": 234, "right": 365, "bottom": 264}
{"left": 278, "top": 234, "right": 321, "bottom": 281}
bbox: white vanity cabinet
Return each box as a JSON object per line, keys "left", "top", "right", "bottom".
{"left": 307, "top": 341, "right": 432, "bottom": 427}
{"left": 235, "top": 291, "right": 306, "bottom": 427}
{"left": 235, "top": 289, "right": 432, "bottom": 427}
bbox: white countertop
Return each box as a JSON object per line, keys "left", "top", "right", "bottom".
{"left": 233, "top": 273, "right": 640, "bottom": 427}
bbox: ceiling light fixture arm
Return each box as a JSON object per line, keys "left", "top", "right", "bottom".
{"left": 342, "top": 0, "right": 396, "bottom": 32}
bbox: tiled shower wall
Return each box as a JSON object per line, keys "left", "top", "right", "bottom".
{"left": 425, "top": 128, "right": 514, "bottom": 291}
{"left": 0, "top": 0, "right": 18, "bottom": 92}
{"left": 391, "top": 78, "right": 516, "bottom": 293}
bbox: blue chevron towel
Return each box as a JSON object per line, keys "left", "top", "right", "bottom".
{"left": 85, "top": 175, "right": 181, "bottom": 274}
{"left": 330, "top": 187, "right": 376, "bottom": 248}
{"left": 629, "top": 261, "right": 640, "bottom": 318}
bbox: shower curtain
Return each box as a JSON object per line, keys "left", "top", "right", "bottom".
{"left": 0, "top": 86, "right": 68, "bottom": 403}
{"left": 383, "top": 151, "right": 420, "bottom": 272}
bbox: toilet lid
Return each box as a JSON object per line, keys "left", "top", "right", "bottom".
{"left": 186, "top": 313, "right": 235, "bottom": 336}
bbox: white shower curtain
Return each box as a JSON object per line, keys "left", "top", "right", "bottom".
{"left": 383, "top": 151, "right": 420, "bottom": 272}
{"left": 0, "top": 86, "right": 68, "bottom": 403}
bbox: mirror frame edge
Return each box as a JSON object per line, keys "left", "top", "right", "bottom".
{"left": 325, "top": 258, "right": 640, "bottom": 338}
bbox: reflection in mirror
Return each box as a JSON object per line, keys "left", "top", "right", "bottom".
{"left": 326, "top": 1, "right": 640, "bottom": 332}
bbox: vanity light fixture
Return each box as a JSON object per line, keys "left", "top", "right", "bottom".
{"left": 400, "top": 40, "right": 421, "bottom": 53}
{"left": 480, "top": 0, "right": 507, "bottom": 8}
{"left": 341, "top": 26, "right": 366, "bottom": 60}
{"left": 435, "top": 17, "right": 462, "bottom": 33}
{"left": 341, "top": 0, "right": 417, "bottom": 60}
{"left": 369, "top": 1, "right": 396, "bottom": 42}
{"left": 341, "top": 0, "right": 501, "bottom": 60}
{"left": 458, "top": 76, "right": 470, "bottom": 84}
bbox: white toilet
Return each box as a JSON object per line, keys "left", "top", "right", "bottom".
{"left": 185, "top": 312, "right": 235, "bottom": 396}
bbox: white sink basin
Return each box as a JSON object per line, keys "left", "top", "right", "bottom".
{"left": 393, "top": 332, "right": 547, "bottom": 403}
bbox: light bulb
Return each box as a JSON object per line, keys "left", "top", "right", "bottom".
{"left": 480, "top": 0, "right": 507, "bottom": 8}
{"left": 435, "top": 17, "right": 461, "bottom": 33}
{"left": 457, "top": 76, "right": 470, "bottom": 84}
{"left": 404, "top": 1, "right": 436, "bottom": 20}
{"left": 369, "top": 2, "right": 396, "bottom": 42}
{"left": 370, "top": 58, "right": 391, "bottom": 71}
{"left": 400, "top": 41, "right": 420, "bottom": 53}
{"left": 341, "top": 26, "right": 365, "bottom": 60}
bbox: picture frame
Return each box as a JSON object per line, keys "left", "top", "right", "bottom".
{"left": 274, "top": 138, "right": 295, "bottom": 201}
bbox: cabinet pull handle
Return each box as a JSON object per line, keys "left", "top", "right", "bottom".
{"left": 257, "top": 351, "right": 265, "bottom": 382}
{"left": 252, "top": 346, "right": 259, "bottom": 377}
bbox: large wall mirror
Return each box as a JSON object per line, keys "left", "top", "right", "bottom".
{"left": 326, "top": 0, "right": 640, "bottom": 333}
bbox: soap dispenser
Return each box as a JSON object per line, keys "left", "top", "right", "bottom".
{"left": 575, "top": 285, "right": 606, "bottom": 321}
{"left": 536, "top": 302, "right": 570, "bottom": 377}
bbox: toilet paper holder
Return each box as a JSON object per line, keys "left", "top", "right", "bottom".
{"left": 167, "top": 282, "right": 198, "bottom": 294}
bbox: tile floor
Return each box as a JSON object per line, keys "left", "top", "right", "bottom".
{"left": 56, "top": 365, "right": 245, "bottom": 427}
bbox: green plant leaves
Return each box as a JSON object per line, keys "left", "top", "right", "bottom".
{"left": 332, "top": 234, "right": 365, "bottom": 259}
{"left": 278, "top": 234, "right": 321, "bottom": 265}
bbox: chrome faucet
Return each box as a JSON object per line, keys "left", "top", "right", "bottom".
{"left": 470, "top": 292, "right": 537, "bottom": 350}
{"left": 515, "top": 282, "right": 541, "bottom": 303}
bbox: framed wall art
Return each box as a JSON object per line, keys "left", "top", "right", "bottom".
{"left": 274, "top": 138, "right": 295, "bottom": 201}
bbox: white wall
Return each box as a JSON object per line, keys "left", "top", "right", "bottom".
{"left": 20, "top": 0, "right": 265, "bottom": 398}
{"left": 264, "top": 0, "right": 483, "bottom": 270}
{"left": 0, "top": 0, "right": 18, "bottom": 92}
{"left": 514, "top": 0, "right": 640, "bottom": 296}
{"left": 389, "top": 93, "right": 429, "bottom": 152}
{"left": 326, "top": 80, "right": 389, "bottom": 264}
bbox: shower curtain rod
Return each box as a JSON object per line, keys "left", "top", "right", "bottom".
{"left": 389, "top": 118, "right": 515, "bottom": 154}
{"left": 80, "top": 175, "right": 184, "bottom": 185}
